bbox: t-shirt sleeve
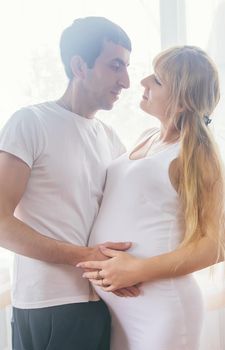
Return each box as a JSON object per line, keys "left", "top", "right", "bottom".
{"left": 0, "top": 107, "right": 46, "bottom": 168}
{"left": 98, "top": 120, "right": 126, "bottom": 159}
{"left": 110, "top": 128, "right": 126, "bottom": 159}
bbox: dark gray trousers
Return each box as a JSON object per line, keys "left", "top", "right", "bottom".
{"left": 12, "top": 300, "right": 111, "bottom": 350}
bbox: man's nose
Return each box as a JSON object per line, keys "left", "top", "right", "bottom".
{"left": 118, "top": 69, "right": 130, "bottom": 89}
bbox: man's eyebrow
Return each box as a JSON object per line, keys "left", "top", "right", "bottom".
{"left": 111, "top": 58, "right": 130, "bottom": 67}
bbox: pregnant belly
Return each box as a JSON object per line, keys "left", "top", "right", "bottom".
{"left": 89, "top": 227, "right": 175, "bottom": 259}
{"left": 88, "top": 214, "right": 183, "bottom": 258}
{"left": 93, "top": 275, "right": 204, "bottom": 350}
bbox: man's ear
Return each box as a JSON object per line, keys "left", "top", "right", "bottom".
{"left": 70, "top": 56, "right": 87, "bottom": 79}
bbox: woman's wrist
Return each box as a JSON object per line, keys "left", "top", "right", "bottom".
{"left": 134, "top": 257, "right": 153, "bottom": 284}
{"left": 139, "top": 256, "right": 162, "bottom": 283}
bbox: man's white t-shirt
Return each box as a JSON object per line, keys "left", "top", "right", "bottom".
{"left": 0, "top": 101, "right": 125, "bottom": 309}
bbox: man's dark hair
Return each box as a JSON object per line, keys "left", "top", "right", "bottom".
{"left": 60, "top": 16, "right": 132, "bottom": 79}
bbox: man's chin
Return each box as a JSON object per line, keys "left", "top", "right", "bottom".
{"left": 101, "top": 102, "right": 114, "bottom": 111}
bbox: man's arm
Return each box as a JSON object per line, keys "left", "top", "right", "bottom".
{"left": 0, "top": 152, "right": 130, "bottom": 265}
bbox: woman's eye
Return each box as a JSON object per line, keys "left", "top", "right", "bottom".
{"left": 154, "top": 76, "right": 162, "bottom": 86}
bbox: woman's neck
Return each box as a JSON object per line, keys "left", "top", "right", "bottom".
{"left": 159, "top": 124, "right": 180, "bottom": 144}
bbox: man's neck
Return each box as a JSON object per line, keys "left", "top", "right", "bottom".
{"left": 57, "top": 81, "right": 96, "bottom": 119}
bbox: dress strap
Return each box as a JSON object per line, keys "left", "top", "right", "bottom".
{"left": 133, "top": 128, "right": 159, "bottom": 147}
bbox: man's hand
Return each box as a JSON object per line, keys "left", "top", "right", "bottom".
{"left": 84, "top": 241, "right": 132, "bottom": 263}
{"left": 77, "top": 246, "right": 143, "bottom": 291}
{"left": 112, "top": 285, "right": 141, "bottom": 297}
{"left": 79, "top": 241, "right": 141, "bottom": 297}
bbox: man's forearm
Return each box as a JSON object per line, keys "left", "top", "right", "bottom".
{"left": 0, "top": 215, "right": 90, "bottom": 265}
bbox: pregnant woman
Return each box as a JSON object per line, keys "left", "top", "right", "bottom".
{"left": 78, "top": 46, "right": 225, "bottom": 350}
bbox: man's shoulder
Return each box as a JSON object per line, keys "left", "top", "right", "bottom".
{"left": 10, "top": 101, "right": 60, "bottom": 129}
{"left": 11, "top": 101, "right": 50, "bottom": 120}
{"left": 2, "top": 101, "right": 54, "bottom": 140}
{"left": 25, "top": 101, "right": 53, "bottom": 115}
{"left": 0, "top": 103, "right": 49, "bottom": 166}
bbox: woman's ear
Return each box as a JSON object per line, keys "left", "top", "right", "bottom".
{"left": 176, "top": 112, "right": 185, "bottom": 131}
{"left": 177, "top": 103, "right": 185, "bottom": 114}
{"left": 70, "top": 56, "right": 87, "bottom": 79}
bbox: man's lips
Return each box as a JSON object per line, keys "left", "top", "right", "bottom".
{"left": 142, "top": 95, "right": 148, "bottom": 100}
{"left": 110, "top": 91, "right": 121, "bottom": 101}
{"left": 111, "top": 91, "right": 121, "bottom": 96}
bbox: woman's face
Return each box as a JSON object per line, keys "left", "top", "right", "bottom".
{"left": 140, "top": 71, "right": 171, "bottom": 123}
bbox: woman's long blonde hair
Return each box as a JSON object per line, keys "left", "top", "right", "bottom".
{"left": 154, "top": 46, "right": 225, "bottom": 260}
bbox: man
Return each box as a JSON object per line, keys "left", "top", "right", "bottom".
{"left": 0, "top": 17, "right": 135, "bottom": 350}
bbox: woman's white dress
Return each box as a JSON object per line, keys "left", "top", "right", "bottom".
{"left": 89, "top": 130, "right": 204, "bottom": 350}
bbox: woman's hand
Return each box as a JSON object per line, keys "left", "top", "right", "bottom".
{"left": 77, "top": 246, "right": 143, "bottom": 291}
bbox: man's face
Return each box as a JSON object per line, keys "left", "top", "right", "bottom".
{"left": 83, "top": 41, "right": 130, "bottom": 111}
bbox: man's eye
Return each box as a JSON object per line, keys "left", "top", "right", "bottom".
{"left": 111, "top": 63, "right": 121, "bottom": 71}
